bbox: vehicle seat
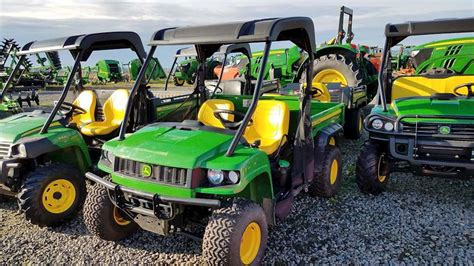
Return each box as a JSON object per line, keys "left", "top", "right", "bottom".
{"left": 392, "top": 75, "right": 474, "bottom": 99}
{"left": 70, "top": 90, "right": 97, "bottom": 128}
{"left": 80, "top": 89, "right": 129, "bottom": 136}
{"left": 197, "top": 99, "right": 234, "bottom": 128}
{"left": 244, "top": 100, "right": 290, "bottom": 155}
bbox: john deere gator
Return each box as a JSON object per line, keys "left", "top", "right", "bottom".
{"left": 356, "top": 18, "right": 474, "bottom": 195}
{"left": 83, "top": 17, "right": 346, "bottom": 264}
{"left": 0, "top": 32, "right": 151, "bottom": 226}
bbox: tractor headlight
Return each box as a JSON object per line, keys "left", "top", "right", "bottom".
{"left": 101, "top": 150, "right": 115, "bottom": 166}
{"left": 371, "top": 119, "right": 384, "bottom": 130}
{"left": 384, "top": 122, "right": 394, "bottom": 131}
{"left": 207, "top": 169, "right": 224, "bottom": 185}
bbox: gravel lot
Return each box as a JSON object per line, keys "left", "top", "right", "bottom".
{"left": 1, "top": 90, "right": 473, "bottom": 263}
{"left": 1, "top": 134, "right": 472, "bottom": 264}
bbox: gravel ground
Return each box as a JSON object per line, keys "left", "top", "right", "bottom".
{"left": 1, "top": 134, "right": 472, "bottom": 264}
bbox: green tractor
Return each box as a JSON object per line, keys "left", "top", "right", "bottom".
{"left": 390, "top": 44, "right": 415, "bottom": 71}
{"left": 96, "top": 59, "right": 123, "bottom": 83}
{"left": 356, "top": 18, "right": 474, "bottom": 195}
{"left": 410, "top": 37, "right": 474, "bottom": 75}
{"left": 171, "top": 47, "right": 221, "bottom": 86}
{"left": 128, "top": 57, "right": 166, "bottom": 81}
{"left": 83, "top": 17, "right": 346, "bottom": 265}
{"left": 0, "top": 32, "right": 151, "bottom": 226}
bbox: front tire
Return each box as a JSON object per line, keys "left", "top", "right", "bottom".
{"left": 83, "top": 180, "right": 138, "bottom": 241}
{"left": 356, "top": 141, "right": 390, "bottom": 195}
{"left": 309, "top": 145, "right": 343, "bottom": 198}
{"left": 202, "top": 198, "right": 268, "bottom": 265}
{"left": 18, "top": 163, "right": 86, "bottom": 227}
{"left": 344, "top": 108, "right": 364, "bottom": 139}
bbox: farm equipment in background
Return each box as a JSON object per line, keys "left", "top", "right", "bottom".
{"left": 96, "top": 59, "right": 123, "bottom": 83}
{"left": 171, "top": 47, "right": 221, "bottom": 86}
{"left": 409, "top": 37, "right": 474, "bottom": 75}
{"left": 391, "top": 44, "right": 415, "bottom": 71}
{"left": 128, "top": 57, "right": 166, "bottom": 81}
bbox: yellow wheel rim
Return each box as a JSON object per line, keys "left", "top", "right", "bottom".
{"left": 359, "top": 115, "right": 363, "bottom": 132}
{"left": 42, "top": 179, "right": 76, "bottom": 214}
{"left": 113, "top": 207, "right": 131, "bottom": 226}
{"left": 377, "top": 154, "right": 387, "bottom": 183}
{"left": 240, "top": 222, "right": 261, "bottom": 265}
{"left": 329, "top": 159, "right": 339, "bottom": 185}
{"left": 329, "top": 137, "right": 336, "bottom": 146}
{"left": 312, "top": 69, "right": 348, "bottom": 86}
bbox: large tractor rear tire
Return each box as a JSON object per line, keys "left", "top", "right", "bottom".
{"left": 202, "top": 198, "right": 268, "bottom": 265}
{"left": 83, "top": 179, "right": 138, "bottom": 241}
{"left": 18, "top": 163, "right": 86, "bottom": 227}
{"left": 173, "top": 76, "right": 185, "bottom": 86}
{"left": 312, "top": 54, "right": 363, "bottom": 87}
{"left": 356, "top": 141, "right": 390, "bottom": 195}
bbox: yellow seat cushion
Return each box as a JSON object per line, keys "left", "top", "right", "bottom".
{"left": 244, "top": 100, "right": 290, "bottom": 155}
{"left": 392, "top": 75, "right": 474, "bottom": 100}
{"left": 81, "top": 89, "right": 129, "bottom": 136}
{"left": 198, "top": 99, "right": 234, "bottom": 128}
{"left": 70, "top": 90, "right": 97, "bottom": 128}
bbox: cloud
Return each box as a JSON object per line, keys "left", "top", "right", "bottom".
{"left": 0, "top": 0, "right": 472, "bottom": 66}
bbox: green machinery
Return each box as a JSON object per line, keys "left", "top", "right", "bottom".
{"left": 390, "top": 44, "right": 415, "bottom": 70}
{"left": 172, "top": 47, "right": 221, "bottom": 86}
{"left": 356, "top": 18, "right": 474, "bottom": 195}
{"left": 410, "top": 37, "right": 474, "bottom": 75}
{"left": 84, "top": 17, "right": 346, "bottom": 265}
{"left": 96, "top": 59, "right": 123, "bottom": 83}
{"left": 128, "top": 57, "right": 166, "bottom": 81}
{"left": 0, "top": 32, "right": 150, "bottom": 226}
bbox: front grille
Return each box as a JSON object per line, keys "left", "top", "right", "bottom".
{"left": 0, "top": 142, "right": 11, "bottom": 158}
{"left": 401, "top": 122, "right": 474, "bottom": 137}
{"left": 115, "top": 157, "right": 189, "bottom": 187}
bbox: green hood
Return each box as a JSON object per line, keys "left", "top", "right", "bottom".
{"left": 392, "top": 98, "right": 474, "bottom": 123}
{"left": 106, "top": 125, "right": 235, "bottom": 169}
{"left": 0, "top": 112, "right": 53, "bottom": 143}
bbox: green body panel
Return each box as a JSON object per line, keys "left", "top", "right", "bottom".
{"left": 96, "top": 59, "right": 123, "bottom": 82}
{"left": 129, "top": 58, "right": 166, "bottom": 81}
{"left": 412, "top": 37, "right": 474, "bottom": 74}
{"left": 0, "top": 113, "right": 92, "bottom": 172}
{"left": 99, "top": 95, "right": 344, "bottom": 201}
{"left": 316, "top": 43, "right": 358, "bottom": 57}
{"left": 250, "top": 45, "right": 302, "bottom": 86}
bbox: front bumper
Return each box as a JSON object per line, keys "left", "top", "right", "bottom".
{"left": 0, "top": 157, "right": 21, "bottom": 183}
{"left": 86, "top": 172, "right": 221, "bottom": 219}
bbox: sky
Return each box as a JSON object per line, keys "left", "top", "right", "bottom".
{"left": 0, "top": 0, "right": 473, "bottom": 67}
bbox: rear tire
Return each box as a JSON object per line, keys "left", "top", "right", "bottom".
{"left": 173, "top": 76, "right": 185, "bottom": 86}
{"left": 202, "top": 198, "right": 268, "bottom": 266}
{"left": 83, "top": 180, "right": 138, "bottom": 241}
{"left": 309, "top": 145, "right": 343, "bottom": 198}
{"left": 344, "top": 108, "right": 364, "bottom": 139}
{"left": 356, "top": 141, "right": 390, "bottom": 195}
{"left": 18, "top": 163, "right": 86, "bottom": 227}
{"left": 312, "top": 54, "right": 363, "bottom": 87}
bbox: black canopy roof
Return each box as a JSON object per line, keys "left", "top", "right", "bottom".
{"left": 385, "top": 17, "right": 474, "bottom": 47}
{"left": 150, "top": 17, "right": 315, "bottom": 53}
{"left": 18, "top": 31, "right": 147, "bottom": 61}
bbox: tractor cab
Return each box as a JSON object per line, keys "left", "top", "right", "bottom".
{"left": 0, "top": 31, "right": 150, "bottom": 227}
{"left": 357, "top": 17, "right": 474, "bottom": 195}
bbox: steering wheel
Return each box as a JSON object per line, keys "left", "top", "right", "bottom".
{"left": 58, "top": 102, "right": 87, "bottom": 117}
{"left": 213, "top": 109, "right": 252, "bottom": 129}
{"left": 453, "top": 83, "right": 474, "bottom": 97}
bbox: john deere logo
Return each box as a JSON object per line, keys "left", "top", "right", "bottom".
{"left": 439, "top": 126, "right": 451, "bottom": 135}
{"left": 141, "top": 164, "right": 152, "bottom": 177}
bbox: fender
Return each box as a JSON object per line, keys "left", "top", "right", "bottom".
{"left": 314, "top": 123, "right": 344, "bottom": 173}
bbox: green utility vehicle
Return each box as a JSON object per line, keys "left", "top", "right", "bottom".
{"left": 410, "top": 37, "right": 474, "bottom": 75}
{"left": 356, "top": 18, "right": 474, "bottom": 195}
{"left": 0, "top": 32, "right": 149, "bottom": 226}
{"left": 83, "top": 17, "right": 345, "bottom": 264}
{"left": 96, "top": 59, "right": 123, "bottom": 83}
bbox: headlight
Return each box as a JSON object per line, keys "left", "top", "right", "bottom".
{"left": 384, "top": 122, "right": 394, "bottom": 131}
{"left": 10, "top": 143, "right": 27, "bottom": 157}
{"left": 371, "top": 119, "right": 384, "bottom": 130}
{"left": 228, "top": 171, "right": 240, "bottom": 184}
{"left": 101, "top": 150, "right": 115, "bottom": 165}
{"left": 207, "top": 169, "right": 224, "bottom": 185}
{"left": 410, "top": 50, "right": 420, "bottom": 58}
